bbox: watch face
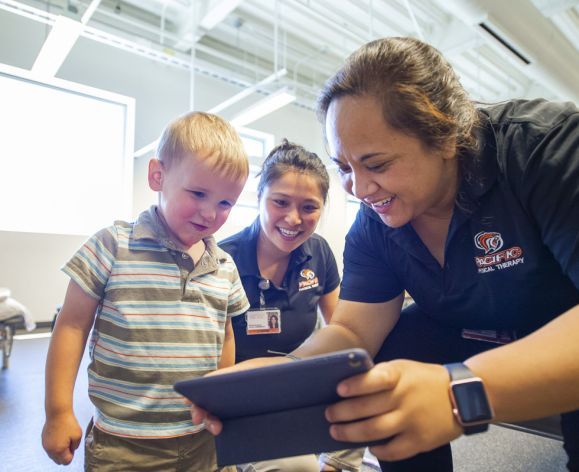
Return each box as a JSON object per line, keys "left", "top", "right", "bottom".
{"left": 451, "top": 380, "right": 493, "bottom": 424}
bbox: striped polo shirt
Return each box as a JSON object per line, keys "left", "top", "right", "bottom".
{"left": 63, "top": 206, "right": 249, "bottom": 438}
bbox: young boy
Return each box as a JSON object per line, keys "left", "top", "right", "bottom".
{"left": 42, "top": 112, "right": 250, "bottom": 471}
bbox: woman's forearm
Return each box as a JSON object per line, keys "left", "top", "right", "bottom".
{"left": 292, "top": 323, "right": 365, "bottom": 358}
{"left": 293, "top": 296, "right": 403, "bottom": 359}
{"left": 466, "top": 303, "right": 579, "bottom": 423}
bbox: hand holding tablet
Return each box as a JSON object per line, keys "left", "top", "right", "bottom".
{"left": 174, "top": 348, "right": 386, "bottom": 465}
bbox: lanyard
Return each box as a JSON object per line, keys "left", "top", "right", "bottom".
{"left": 258, "top": 278, "right": 270, "bottom": 308}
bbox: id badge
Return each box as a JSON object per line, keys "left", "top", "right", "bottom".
{"left": 246, "top": 308, "right": 281, "bottom": 335}
{"left": 461, "top": 329, "right": 517, "bottom": 345}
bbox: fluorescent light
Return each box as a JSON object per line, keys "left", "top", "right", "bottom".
{"left": 81, "top": 0, "right": 102, "bottom": 25}
{"left": 134, "top": 70, "right": 288, "bottom": 157}
{"left": 231, "top": 88, "right": 296, "bottom": 127}
{"left": 209, "top": 68, "right": 287, "bottom": 114}
{"left": 134, "top": 138, "right": 160, "bottom": 158}
{"left": 32, "top": 15, "right": 83, "bottom": 77}
{"left": 200, "top": 0, "right": 243, "bottom": 30}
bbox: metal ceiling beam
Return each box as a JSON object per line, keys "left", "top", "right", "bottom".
{"left": 432, "top": 0, "right": 579, "bottom": 102}
{"left": 199, "top": 0, "right": 243, "bottom": 30}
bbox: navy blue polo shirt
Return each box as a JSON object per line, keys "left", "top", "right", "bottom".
{"left": 219, "top": 219, "right": 341, "bottom": 362}
{"left": 341, "top": 99, "right": 579, "bottom": 333}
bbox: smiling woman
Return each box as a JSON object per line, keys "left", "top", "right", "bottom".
{"left": 220, "top": 140, "right": 335, "bottom": 362}
{"left": 326, "top": 95, "right": 458, "bottom": 226}
{"left": 218, "top": 140, "right": 366, "bottom": 472}
{"left": 325, "top": 95, "right": 458, "bottom": 266}
{"left": 308, "top": 37, "right": 579, "bottom": 471}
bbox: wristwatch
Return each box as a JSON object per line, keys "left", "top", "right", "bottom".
{"left": 444, "top": 363, "right": 494, "bottom": 435}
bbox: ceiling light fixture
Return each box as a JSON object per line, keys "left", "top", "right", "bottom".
{"left": 133, "top": 69, "right": 288, "bottom": 158}
{"left": 200, "top": 0, "right": 243, "bottom": 30}
{"left": 31, "top": 15, "right": 83, "bottom": 77}
{"left": 209, "top": 68, "right": 287, "bottom": 114}
{"left": 31, "top": 0, "right": 101, "bottom": 78}
{"left": 231, "top": 87, "right": 296, "bottom": 128}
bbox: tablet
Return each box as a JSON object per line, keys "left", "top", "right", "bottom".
{"left": 174, "top": 348, "right": 386, "bottom": 465}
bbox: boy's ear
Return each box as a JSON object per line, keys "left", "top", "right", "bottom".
{"left": 148, "top": 158, "right": 164, "bottom": 191}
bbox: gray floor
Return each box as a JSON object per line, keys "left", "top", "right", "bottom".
{"left": 0, "top": 336, "right": 568, "bottom": 471}
{"left": 0, "top": 336, "right": 91, "bottom": 471}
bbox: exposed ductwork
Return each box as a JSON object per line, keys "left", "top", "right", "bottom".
{"left": 432, "top": 0, "right": 579, "bottom": 103}
{"left": 2, "top": 0, "right": 577, "bottom": 108}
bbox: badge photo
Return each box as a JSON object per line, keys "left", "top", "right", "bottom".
{"left": 246, "top": 309, "right": 281, "bottom": 335}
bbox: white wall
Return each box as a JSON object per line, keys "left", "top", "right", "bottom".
{"left": 0, "top": 10, "right": 349, "bottom": 323}
{"left": 0, "top": 232, "right": 87, "bottom": 321}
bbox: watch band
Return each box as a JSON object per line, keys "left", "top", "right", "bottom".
{"left": 444, "top": 363, "right": 491, "bottom": 435}
{"left": 445, "top": 362, "right": 475, "bottom": 380}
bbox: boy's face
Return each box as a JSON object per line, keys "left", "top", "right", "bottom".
{"left": 148, "top": 153, "right": 245, "bottom": 248}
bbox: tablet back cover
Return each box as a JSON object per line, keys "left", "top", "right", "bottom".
{"left": 216, "top": 404, "right": 377, "bottom": 465}
{"left": 174, "top": 349, "right": 385, "bottom": 466}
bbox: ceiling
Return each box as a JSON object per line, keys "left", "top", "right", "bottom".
{"left": 2, "top": 0, "right": 579, "bottom": 112}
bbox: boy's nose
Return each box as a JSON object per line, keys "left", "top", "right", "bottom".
{"left": 200, "top": 206, "right": 216, "bottom": 223}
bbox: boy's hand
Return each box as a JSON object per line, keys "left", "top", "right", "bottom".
{"left": 189, "top": 356, "right": 292, "bottom": 434}
{"left": 190, "top": 404, "right": 223, "bottom": 436}
{"left": 42, "top": 412, "right": 83, "bottom": 465}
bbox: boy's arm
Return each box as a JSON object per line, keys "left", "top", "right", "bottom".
{"left": 42, "top": 280, "right": 99, "bottom": 465}
{"left": 218, "top": 317, "right": 235, "bottom": 369}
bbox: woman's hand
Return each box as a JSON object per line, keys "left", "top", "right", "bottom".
{"left": 325, "top": 360, "right": 463, "bottom": 462}
{"left": 213, "top": 355, "right": 291, "bottom": 376}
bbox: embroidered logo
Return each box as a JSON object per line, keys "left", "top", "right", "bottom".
{"left": 299, "top": 268, "right": 319, "bottom": 291}
{"left": 473, "top": 231, "right": 524, "bottom": 274}
{"left": 474, "top": 231, "right": 503, "bottom": 254}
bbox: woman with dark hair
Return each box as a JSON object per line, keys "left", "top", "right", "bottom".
{"left": 196, "top": 37, "right": 579, "bottom": 472}
{"left": 268, "top": 314, "right": 279, "bottom": 330}
{"left": 219, "top": 140, "right": 365, "bottom": 471}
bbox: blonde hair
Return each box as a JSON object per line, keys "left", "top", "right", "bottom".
{"left": 156, "top": 111, "right": 249, "bottom": 180}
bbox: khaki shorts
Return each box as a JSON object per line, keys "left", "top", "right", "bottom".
{"left": 84, "top": 420, "right": 235, "bottom": 472}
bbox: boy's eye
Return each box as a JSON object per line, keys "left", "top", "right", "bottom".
{"left": 190, "top": 191, "right": 205, "bottom": 198}
{"left": 219, "top": 200, "right": 233, "bottom": 208}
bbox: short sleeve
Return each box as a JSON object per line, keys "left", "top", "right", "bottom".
{"left": 62, "top": 225, "right": 118, "bottom": 300}
{"left": 320, "top": 238, "right": 340, "bottom": 294}
{"left": 509, "top": 107, "right": 579, "bottom": 288}
{"left": 226, "top": 259, "right": 250, "bottom": 317}
{"left": 340, "top": 205, "right": 403, "bottom": 303}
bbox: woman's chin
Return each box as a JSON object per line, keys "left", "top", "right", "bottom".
{"left": 274, "top": 236, "right": 303, "bottom": 253}
{"left": 378, "top": 213, "right": 408, "bottom": 229}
